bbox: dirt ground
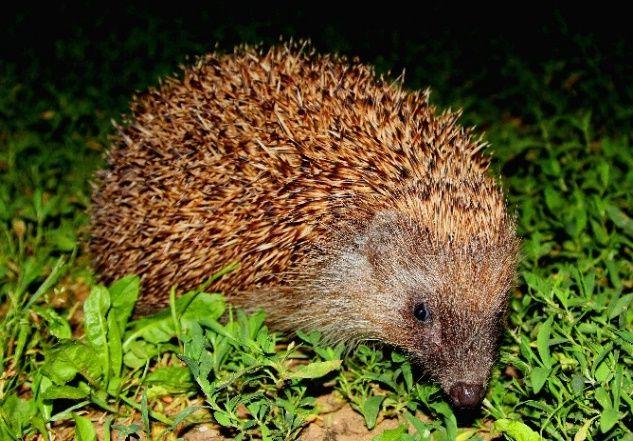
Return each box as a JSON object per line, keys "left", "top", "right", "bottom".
{"left": 48, "top": 392, "right": 426, "bottom": 440}
{"left": 183, "top": 397, "right": 408, "bottom": 441}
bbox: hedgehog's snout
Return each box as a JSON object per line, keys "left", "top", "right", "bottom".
{"left": 448, "top": 382, "right": 485, "bottom": 408}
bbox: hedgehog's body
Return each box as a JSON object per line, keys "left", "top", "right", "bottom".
{"left": 91, "top": 44, "right": 519, "bottom": 407}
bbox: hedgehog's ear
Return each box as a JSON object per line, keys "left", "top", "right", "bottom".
{"left": 364, "top": 210, "right": 403, "bottom": 267}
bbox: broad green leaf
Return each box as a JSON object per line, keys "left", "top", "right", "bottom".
{"left": 401, "top": 362, "right": 413, "bottom": 391}
{"left": 73, "top": 413, "right": 97, "bottom": 441}
{"left": 145, "top": 366, "right": 194, "bottom": 395}
{"left": 0, "top": 395, "right": 36, "bottom": 437}
{"left": 124, "top": 292, "right": 225, "bottom": 347}
{"left": 127, "top": 319, "right": 176, "bottom": 345}
{"left": 43, "top": 341, "right": 102, "bottom": 385}
{"left": 599, "top": 407, "right": 619, "bottom": 433}
{"left": 594, "top": 387, "right": 611, "bottom": 409}
{"left": 179, "top": 292, "right": 226, "bottom": 321}
{"left": 493, "top": 419, "right": 541, "bottom": 441}
{"left": 530, "top": 367, "right": 551, "bottom": 393}
{"left": 84, "top": 285, "right": 111, "bottom": 382}
{"left": 536, "top": 316, "right": 553, "bottom": 368}
{"left": 296, "top": 330, "right": 322, "bottom": 345}
{"left": 108, "top": 275, "right": 140, "bottom": 334}
{"left": 41, "top": 384, "right": 90, "bottom": 400}
{"left": 123, "top": 341, "right": 160, "bottom": 369}
{"left": 287, "top": 360, "right": 342, "bottom": 380}
{"left": 361, "top": 395, "right": 385, "bottom": 430}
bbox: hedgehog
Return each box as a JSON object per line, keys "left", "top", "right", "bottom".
{"left": 90, "top": 42, "right": 519, "bottom": 408}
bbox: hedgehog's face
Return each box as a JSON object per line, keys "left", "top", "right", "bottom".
{"left": 357, "top": 210, "right": 518, "bottom": 408}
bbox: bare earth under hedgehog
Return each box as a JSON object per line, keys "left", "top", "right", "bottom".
{"left": 90, "top": 43, "right": 519, "bottom": 408}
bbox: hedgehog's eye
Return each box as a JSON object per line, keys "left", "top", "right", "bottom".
{"left": 413, "top": 303, "right": 430, "bottom": 322}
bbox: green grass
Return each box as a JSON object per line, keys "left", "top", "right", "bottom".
{"left": 1, "top": 10, "right": 632, "bottom": 440}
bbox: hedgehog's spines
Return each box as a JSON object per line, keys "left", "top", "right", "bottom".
{"left": 90, "top": 41, "right": 514, "bottom": 313}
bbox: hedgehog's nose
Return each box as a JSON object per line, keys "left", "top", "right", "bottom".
{"left": 449, "top": 382, "right": 484, "bottom": 408}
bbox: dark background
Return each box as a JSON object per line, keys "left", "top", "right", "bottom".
{"left": 2, "top": 3, "right": 632, "bottom": 133}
